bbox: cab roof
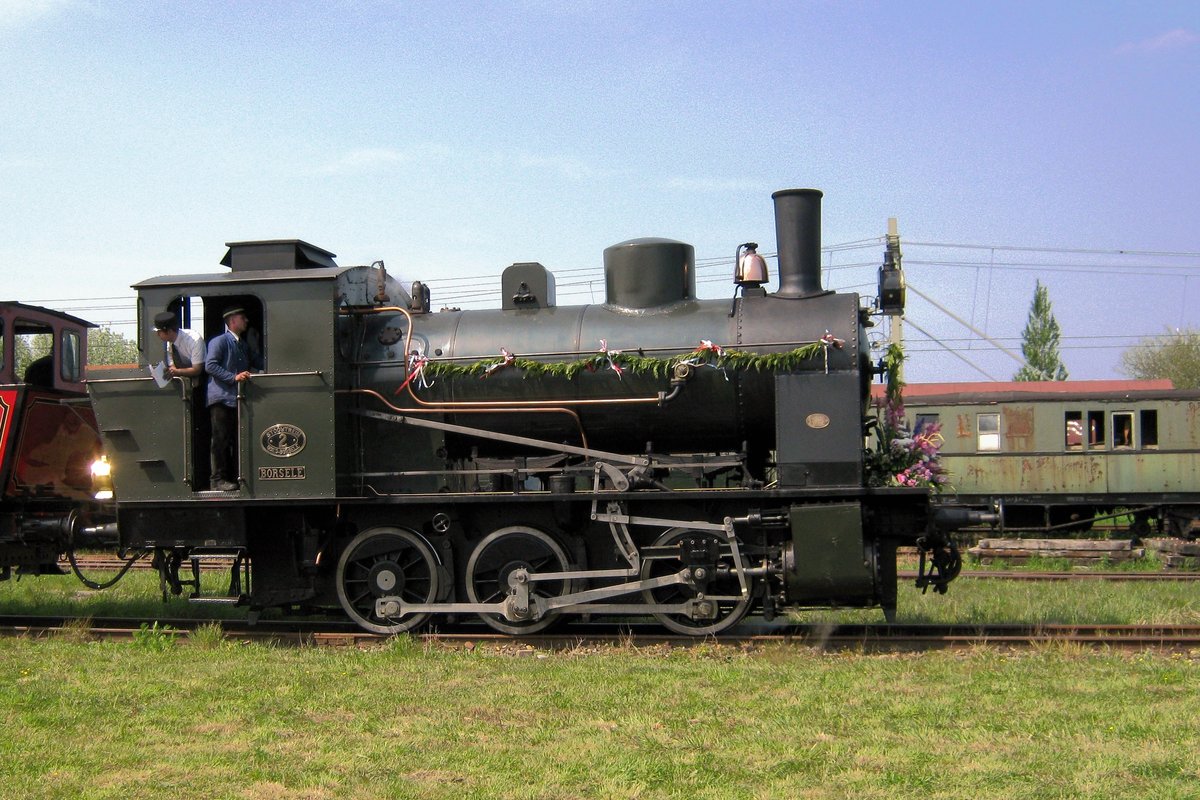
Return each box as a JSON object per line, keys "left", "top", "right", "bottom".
{"left": 0, "top": 301, "right": 96, "bottom": 329}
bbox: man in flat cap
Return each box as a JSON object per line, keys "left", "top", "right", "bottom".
{"left": 205, "top": 306, "right": 263, "bottom": 492}
{"left": 153, "top": 311, "right": 206, "bottom": 384}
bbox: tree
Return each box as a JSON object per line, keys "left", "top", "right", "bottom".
{"left": 1120, "top": 327, "right": 1200, "bottom": 389}
{"left": 88, "top": 327, "right": 140, "bottom": 366}
{"left": 1013, "top": 280, "right": 1068, "bottom": 381}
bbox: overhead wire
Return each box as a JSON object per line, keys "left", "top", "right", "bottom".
{"left": 905, "top": 241, "right": 1200, "bottom": 259}
{"left": 903, "top": 318, "right": 1000, "bottom": 381}
{"left": 22, "top": 237, "right": 1199, "bottom": 367}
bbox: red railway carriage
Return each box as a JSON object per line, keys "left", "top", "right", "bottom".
{"left": 0, "top": 302, "right": 107, "bottom": 577}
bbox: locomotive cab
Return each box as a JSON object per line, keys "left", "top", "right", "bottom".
{"left": 87, "top": 241, "right": 419, "bottom": 580}
{"left": 89, "top": 241, "right": 363, "bottom": 504}
{"left": 0, "top": 303, "right": 103, "bottom": 577}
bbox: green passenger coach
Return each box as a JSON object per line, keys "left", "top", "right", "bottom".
{"left": 886, "top": 381, "right": 1200, "bottom": 538}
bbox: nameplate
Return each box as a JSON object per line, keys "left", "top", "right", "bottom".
{"left": 258, "top": 466, "right": 306, "bottom": 480}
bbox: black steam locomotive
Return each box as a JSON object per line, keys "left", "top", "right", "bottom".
{"left": 87, "top": 189, "right": 969, "bottom": 634}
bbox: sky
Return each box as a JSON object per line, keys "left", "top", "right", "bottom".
{"left": 2, "top": 0, "right": 1197, "bottom": 383}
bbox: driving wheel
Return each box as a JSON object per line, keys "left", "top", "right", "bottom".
{"left": 640, "top": 527, "right": 753, "bottom": 636}
{"left": 336, "top": 527, "right": 441, "bottom": 634}
{"left": 465, "top": 526, "right": 573, "bottom": 634}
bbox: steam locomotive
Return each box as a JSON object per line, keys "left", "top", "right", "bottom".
{"left": 86, "top": 189, "right": 970, "bottom": 634}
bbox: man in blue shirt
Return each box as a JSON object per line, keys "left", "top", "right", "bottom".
{"left": 205, "top": 307, "right": 262, "bottom": 491}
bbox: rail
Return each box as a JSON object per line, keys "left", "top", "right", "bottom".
{"left": 4, "top": 616, "right": 1200, "bottom": 651}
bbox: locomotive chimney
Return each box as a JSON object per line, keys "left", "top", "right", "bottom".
{"left": 771, "top": 188, "right": 827, "bottom": 299}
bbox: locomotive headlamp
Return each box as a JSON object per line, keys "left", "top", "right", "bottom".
{"left": 90, "top": 456, "right": 114, "bottom": 501}
{"left": 878, "top": 261, "right": 905, "bottom": 315}
{"left": 734, "top": 242, "right": 769, "bottom": 287}
{"left": 877, "top": 231, "right": 905, "bottom": 315}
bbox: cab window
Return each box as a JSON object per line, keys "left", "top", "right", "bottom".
{"left": 60, "top": 330, "right": 81, "bottom": 383}
{"left": 203, "top": 294, "right": 263, "bottom": 370}
{"left": 15, "top": 320, "right": 53, "bottom": 387}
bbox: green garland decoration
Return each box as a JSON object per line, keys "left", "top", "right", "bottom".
{"left": 420, "top": 341, "right": 828, "bottom": 381}
{"left": 879, "top": 342, "right": 905, "bottom": 404}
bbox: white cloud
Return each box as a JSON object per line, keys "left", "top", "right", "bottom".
{"left": 513, "top": 152, "right": 610, "bottom": 181}
{"left": 0, "top": 0, "right": 81, "bottom": 29}
{"left": 311, "top": 145, "right": 452, "bottom": 176}
{"left": 1115, "top": 28, "right": 1200, "bottom": 55}
{"left": 665, "top": 176, "right": 769, "bottom": 194}
{"left": 0, "top": 156, "right": 42, "bottom": 170}
{"left": 312, "top": 144, "right": 613, "bottom": 182}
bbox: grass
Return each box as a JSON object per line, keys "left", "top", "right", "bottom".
{"left": 1, "top": 570, "right": 1199, "bottom": 797}
{"left": 0, "top": 639, "right": 1197, "bottom": 799}
{"left": 900, "top": 576, "right": 1200, "bottom": 625}
{"left": 961, "top": 553, "right": 1177, "bottom": 573}
{"left": 0, "top": 570, "right": 265, "bottom": 622}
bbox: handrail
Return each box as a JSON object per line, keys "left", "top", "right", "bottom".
{"left": 246, "top": 370, "right": 324, "bottom": 379}
{"left": 84, "top": 376, "right": 156, "bottom": 384}
{"left": 87, "top": 370, "right": 322, "bottom": 385}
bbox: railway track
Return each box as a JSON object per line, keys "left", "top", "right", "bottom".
{"left": 898, "top": 570, "right": 1200, "bottom": 581}
{"left": 3, "top": 615, "right": 1199, "bottom": 651}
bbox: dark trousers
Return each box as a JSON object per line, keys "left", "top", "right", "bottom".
{"left": 210, "top": 403, "right": 237, "bottom": 484}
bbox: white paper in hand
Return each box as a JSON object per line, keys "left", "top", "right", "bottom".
{"left": 149, "top": 361, "right": 170, "bottom": 389}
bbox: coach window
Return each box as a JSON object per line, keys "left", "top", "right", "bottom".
{"left": 914, "top": 413, "right": 940, "bottom": 435}
{"left": 1087, "top": 411, "right": 1105, "bottom": 449}
{"left": 1065, "top": 411, "right": 1083, "bottom": 450}
{"left": 1140, "top": 410, "right": 1159, "bottom": 449}
{"left": 977, "top": 413, "right": 1000, "bottom": 451}
{"left": 1112, "top": 412, "right": 1134, "bottom": 449}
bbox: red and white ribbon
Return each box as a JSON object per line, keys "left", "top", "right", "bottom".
{"left": 395, "top": 351, "right": 433, "bottom": 393}
{"left": 819, "top": 330, "right": 845, "bottom": 373}
{"left": 598, "top": 338, "right": 624, "bottom": 379}
{"left": 820, "top": 330, "right": 845, "bottom": 348}
{"left": 680, "top": 339, "right": 729, "bottom": 380}
{"left": 482, "top": 347, "right": 515, "bottom": 378}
